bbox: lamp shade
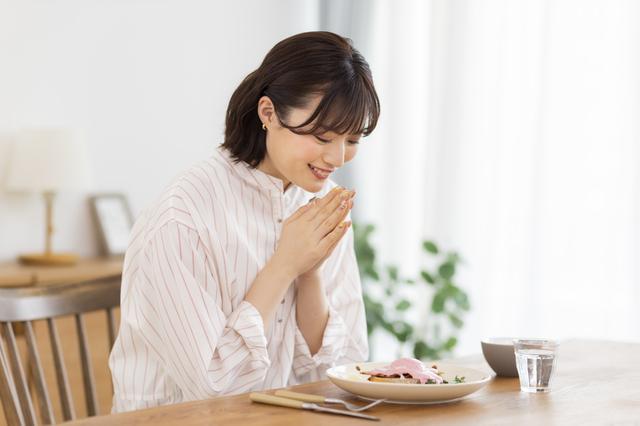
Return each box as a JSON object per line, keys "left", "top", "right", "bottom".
{"left": 5, "top": 128, "right": 92, "bottom": 193}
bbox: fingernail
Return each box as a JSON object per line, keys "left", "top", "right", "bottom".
{"left": 339, "top": 200, "right": 347, "bottom": 209}
{"left": 338, "top": 221, "right": 351, "bottom": 229}
{"left": 340, "top": 190, "right": 351, "bottom": 200}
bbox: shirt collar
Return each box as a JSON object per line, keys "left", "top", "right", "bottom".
{"left": 216, "top": 146, "right": 294, "bottom": 196}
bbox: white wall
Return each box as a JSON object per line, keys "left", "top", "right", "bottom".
{"left": 0, "top": 0, "right": 319, "bottom": 260}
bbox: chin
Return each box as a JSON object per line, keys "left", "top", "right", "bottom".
{"left": 297, "top": 181, "right": 324, "bottom": 193}
{"left": 292, "top": 176, "right": 325, "bottom": 193}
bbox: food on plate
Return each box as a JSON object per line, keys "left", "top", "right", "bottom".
{"left": 356, "top": 358, "right": 466, "bottom": 384}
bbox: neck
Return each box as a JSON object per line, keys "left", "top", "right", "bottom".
{"left": 257, "top": 157, "right": 290, "bottom": 192}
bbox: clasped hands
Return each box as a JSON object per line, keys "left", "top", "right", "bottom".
{"left": 273, "top": 186, "right": 355, "bottom": 280}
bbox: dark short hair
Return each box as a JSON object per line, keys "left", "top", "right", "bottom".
{"left": 223, "top": 31, "right": 380, "bottom": 167}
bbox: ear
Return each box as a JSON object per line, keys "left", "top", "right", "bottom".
{"left": 257, "top": 96, "right": 276, "bottom": 129}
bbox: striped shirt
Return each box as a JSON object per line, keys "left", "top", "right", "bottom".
{"left": 108, "top": 146, "right": 368, "bottom": 412}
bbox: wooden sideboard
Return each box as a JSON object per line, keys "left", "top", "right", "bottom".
{"left": 0, "top": 257, "right": 123, "bottom": 288}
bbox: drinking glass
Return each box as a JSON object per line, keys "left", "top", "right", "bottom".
{"left": 513, "top": 339, "right": 558, "bottom": 393}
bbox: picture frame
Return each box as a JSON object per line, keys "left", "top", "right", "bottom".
{"left": 89, "top": 193, "right": 134, "bottom": 257}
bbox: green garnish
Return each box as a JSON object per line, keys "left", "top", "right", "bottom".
{"left": 454, "top": 375, "right": 466, "bottom": 383}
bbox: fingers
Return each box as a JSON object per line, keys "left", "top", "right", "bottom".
{"left": 311, "top": 188, "right": 355, "bottom": 229}
{"left": 288, "top": 187, "right": 341, "bottom": 223}
{"left": 315, "top": 195, "right": 352, "bottom": 238}
{"left": 318, "top": 220, "right": 351, "bottom": 255}
{"left": 326, "top": 219, "right": 352, "bottom": 254}
{"left": 286, "top": 186, "right": 355, "bottom": 234}
{"left": 308, "top": 187, "right": 343, "bottom": 221}
{"left": 285, "top": 201, "right": 315, "bottom": 223}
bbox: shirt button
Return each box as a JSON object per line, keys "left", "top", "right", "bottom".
{"left": 278, "top": 319, "right": 283, "bottom": 323}
{"left": 281, "top": 299, "right": 285, "bottom": 304}
{"left": 277, "top": 218, "right": 283, "bottom": 223}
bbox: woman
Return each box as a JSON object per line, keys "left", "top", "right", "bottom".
{"left": 109, "top": 31, "right": 380, "bottom": 412}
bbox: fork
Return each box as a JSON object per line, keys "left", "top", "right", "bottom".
{"left": 274, "top": 390, "right": 386, "bottom": 412}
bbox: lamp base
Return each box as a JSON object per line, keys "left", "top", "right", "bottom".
{"left": 18, "top": 252, "right": 79, "bottom": 266}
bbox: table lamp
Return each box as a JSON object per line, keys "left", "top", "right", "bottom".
{"left": 5, "top": 128, "right": 91, "bottom": 265}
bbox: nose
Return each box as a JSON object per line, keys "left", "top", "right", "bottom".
{"left": 323, "top": 139, "right": 346, "bottom": 168}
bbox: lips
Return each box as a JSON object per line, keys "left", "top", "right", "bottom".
{"left": 309, "top": 164, "right": 333, "bottom": 180}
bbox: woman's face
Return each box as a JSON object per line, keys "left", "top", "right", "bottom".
{"left": 257, "top": 95, "right": 361, "bottom": 193}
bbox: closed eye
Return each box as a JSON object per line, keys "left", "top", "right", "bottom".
{"left": 314, "top": 135, "right": 361, "bottom": 145}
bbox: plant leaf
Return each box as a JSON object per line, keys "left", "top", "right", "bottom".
{"left": 364, "top": 266, "right": 380, "bottom": 281}
{"left": 396, "top": 300, "right": 411, "bottom": 311}
{"left": 413, "top": 340, "right": 439, "bottom": 360}
{"left": 448, "top": 313, "right": 464, "bottom": 328}
{"left": 431, "top": 290, "right": 446, "bottom": 313}
{"left": 392, "top": 321, "right": 414, "bottom": 342}
{"left": 438, "top": 262, "right": 455, "bottom": 280}
{"left": 420, "top": 270, "right": 435, "bottom": 284}
{"left": 444, "top": 337, "right": 458, "bottom": 350}
{"left": 443, "top": 283, "right": 456, "bottom": 297}
{"left": 413, "top": 340, "right": 428, "bottom": 359}
{"left": 423, "top": 240, "right": 439, "bottom": 254}
{"left": 446, "top": 251, "right": 461, "bottom": 264}
{"left": 453, "top": 290, "right": 470, "bottom": 311}
{"left": 387, "top": 265, "right": 399, "bottom": 281}
{"left": 381, "top": 320, "right": 395, "bottom": 335}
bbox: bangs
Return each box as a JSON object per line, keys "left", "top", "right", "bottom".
{"left": 279, "top": 77, "right": 380, "bottom": 137}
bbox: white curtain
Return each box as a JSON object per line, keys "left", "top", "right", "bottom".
{"left": 325, "top": 0, "right": 640, "bottom": 356}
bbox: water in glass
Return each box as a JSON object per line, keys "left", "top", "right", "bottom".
{"left": 515, "top": 348, "right": 556, "bottom": 392}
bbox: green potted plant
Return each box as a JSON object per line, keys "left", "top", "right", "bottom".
{"left": 353, "top": 223, "right": 471, "bottom": 361}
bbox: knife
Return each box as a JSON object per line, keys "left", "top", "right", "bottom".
{"left": 249, "top": 393, "right": 380, "bottom": 421}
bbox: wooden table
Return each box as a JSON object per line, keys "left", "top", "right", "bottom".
{"left": 63, "top": 340, "right": 640, "bottom": 425}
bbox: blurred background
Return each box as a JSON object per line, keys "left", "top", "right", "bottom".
{"left": 1, "top": 0, "right": 638, "bottom": 359}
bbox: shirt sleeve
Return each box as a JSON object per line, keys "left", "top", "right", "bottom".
{"left": 123, "top": 220, "right": 270, "bottom": 402}
{"left": 291, "top": 225, "right": 369, "bottom": 380}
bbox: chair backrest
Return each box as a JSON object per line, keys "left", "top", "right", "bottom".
{"left": 0, "top": 276, "right": 120, "bottom": 425}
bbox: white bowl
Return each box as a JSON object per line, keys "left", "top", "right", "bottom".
{"left": 480, "top": 337, "right": 518, "bottom": 377}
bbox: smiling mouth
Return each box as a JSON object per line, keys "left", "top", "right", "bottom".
{"left": 308, "top": 164, "right": 333, "bottom": 180}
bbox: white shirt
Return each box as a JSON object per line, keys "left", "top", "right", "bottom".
{"left": 109, "top": 147, "right": 368, "bottom": 412}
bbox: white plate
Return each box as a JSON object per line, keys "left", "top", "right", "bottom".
{"left": 326, "top": 361, "right": 493, "bottom": 404}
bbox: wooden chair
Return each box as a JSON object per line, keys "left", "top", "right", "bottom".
{"left": 0, "top": 276, "right": 120, "bottom": 425}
